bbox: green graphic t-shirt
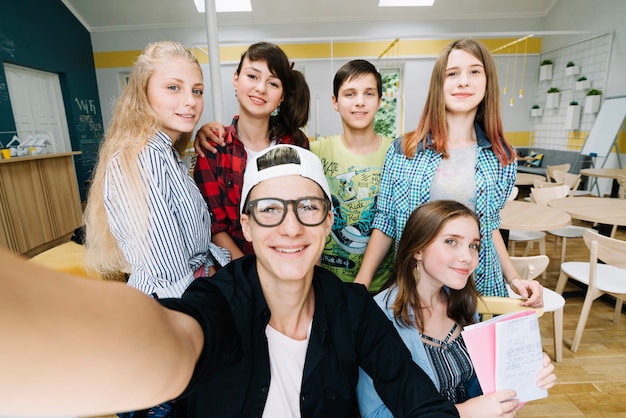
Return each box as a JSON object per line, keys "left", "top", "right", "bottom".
{"left": 310, "top": 135, "right": 395, "bottom": 293}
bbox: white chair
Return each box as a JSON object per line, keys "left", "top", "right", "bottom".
{"left": 556, "top": 229, "right": 626, "bottom": 352}
{"left": 552, "top": 170, "right": 590, "bottom": 197}
{"left": 508, "top": 230, "right": 546, "bottom": 273}
{"left": 531, "top": 185, "right": 591, "bottom": 266}
{"left": 533, "top": 179, "right": 565, "bottom": 189}
{"left": 508, "top": 188, "right": 558, "bottom": 276}
{"left": 507, "top": 255, "right": 565, "bottom": 362}
{"left": 507, "top": 186, "right": 519, "bottom": 201}
{"left": 546, "top": 163, "right": 571, "bottom": 182}
{"left": 522, "top": 179, "right": 565, "bottom": 202}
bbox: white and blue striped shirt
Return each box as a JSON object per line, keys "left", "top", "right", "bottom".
{"left": 104, "top": 131, "right": 230, "bottom": 298}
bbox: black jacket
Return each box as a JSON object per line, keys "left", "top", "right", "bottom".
{"left": 160, "top": 255, "right": 459, "bottom": 417}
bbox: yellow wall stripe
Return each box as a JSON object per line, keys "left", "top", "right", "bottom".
{"left": 505, "top": 131, "right": 532, "bottom": 147}
{"left": 93, "top": 50, "right": 142, "bottom": 68}
{"left": 93, "top": 37, "right": 544, "bottom": 69}
{"left": 568, "top": 130, "right": 626, "bottom": 153}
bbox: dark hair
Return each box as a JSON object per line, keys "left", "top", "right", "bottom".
{"left": 256, "top": 145, "right": 301, "bottom": 171}
{"left": 383, "top": 200, "right": 481, "bottom": 331}
{"left": 333, "top": 59, "right": 382, "bottom": 98}
{"left": 237, "top": 42, "right": 310, "bottom": 146}
{"left": 243, "top": 146, "right": 327, "bottom": 211}
{"left": 243, "top": 146, "right": 301, "bottom": 212}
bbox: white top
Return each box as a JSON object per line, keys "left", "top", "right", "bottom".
{"left": 262, "top": 322, "right": 311, "bottom": 418}
{"left": 430, "top": 145, "right": 478, "bottom": 211}
{"left": 104, "top": 131, "right": 230, "bottom": 298}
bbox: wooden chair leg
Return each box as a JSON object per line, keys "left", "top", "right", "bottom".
{"left": 571, "top": 290, "right": 602, "bottom": 352}
{"left": 554, "top": 308, "right": 563, "bottom": 362}
{"left": 555, "top": 270, "right": 568, "bottom": 295}
{"left": 614, "top": 298, "right": 624, "bottom": 323}
{"left": 539, "top": 236, "right": 548, "bottom": 280}
{"left": 522, "top": 241, "right": 533, "bottom": 257}
{"left": 510, "top": 241, "right": 516, "bottom": 256}
{"left": 560, "top": 237, "right": 568, "bottom": 265}
{"left": 553, "top": 236, "right": 560, "bottom": 258}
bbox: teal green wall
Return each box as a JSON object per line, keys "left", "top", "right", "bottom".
{"left": 0, "top": 0, "right": 102, "bottom": 201}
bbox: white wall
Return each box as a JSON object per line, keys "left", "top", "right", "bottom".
{"left": 541, "top": 0, "right": 626, "bottom": 196}
{"left": 90, "top": 15, "right": 549, "bottom": 137}
{"left": 542, "top": 0, "right": 626, "bottom": 98}
{"left": 90, "top": 1, "right": 625, "bottom": 152}
{"left": 93, "top": 42, "right": 541, "bottom": 141}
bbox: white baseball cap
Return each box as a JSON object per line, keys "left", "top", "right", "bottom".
{"left": 240, "top": 144, "right": 331, "bottom": 213}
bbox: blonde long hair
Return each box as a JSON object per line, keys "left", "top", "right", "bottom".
{"left": 84, "top": 41, "right": 201, "bottom": 277}
{"left": 402, "top": 39, "right": 514, "bottom": 166}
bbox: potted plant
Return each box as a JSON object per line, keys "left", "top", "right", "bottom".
{"left": 584, "top": 89, "right": 602, "bottom": 114}
{"left": 575, "top": 75, "right": 590, "bottom": 91}
{"left": 531, "top": 104, "right": 543, "bottom": 117}
{"left": 566, "top": 100, "right": 581, "bottom": 130}
{"left": 540, "top": 59, "right": 553, "bottom": 81}
{"left": 565, "top": 61, "right": 580, "bottom": 76}
{"left": 546, "top": 87, "right": 560, "bottom": 109}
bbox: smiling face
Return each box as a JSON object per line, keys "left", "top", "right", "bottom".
{"left": 443, "top": 48, "right": 486, "bottom": 116}
{"left": 241, "top": 175, "right": 332, "bottom": 285}
{"left": 332, "top": 73, "right": 381, "bottom": 131}
{"left": 146, "top": 56, "right": 204, "bottom": 141}
{"left": 415, "top": 215, "right": 480, "bottom": 292}
{"left": 234, "top": 57, "right": 284, "bottom": 119}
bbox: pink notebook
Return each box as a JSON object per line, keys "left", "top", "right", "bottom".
{"left": 461, "top": 310, "right": 547, "bottom": 403}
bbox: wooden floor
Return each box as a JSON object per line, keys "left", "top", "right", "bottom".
{"left": 515, "top": 220, "right": 626, "bottom": 418}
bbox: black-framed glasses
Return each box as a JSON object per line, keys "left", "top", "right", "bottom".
{"left": 245, "top": 197, "right": 330, "bottom": 227}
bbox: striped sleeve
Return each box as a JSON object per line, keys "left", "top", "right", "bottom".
{"left": 104, "top": 145, "right": 196, "bottom": 298}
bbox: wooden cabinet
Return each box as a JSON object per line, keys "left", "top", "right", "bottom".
{"left": 0, "top": 152, "right": 82, "bottom": 256}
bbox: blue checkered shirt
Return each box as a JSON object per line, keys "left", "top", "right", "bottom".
{"left": 372, "top": 124, "right": 517, "bottom": 297}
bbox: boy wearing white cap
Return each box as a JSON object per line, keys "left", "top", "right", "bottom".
{"left": 0, "top": 144, "right": 458, "bottom": 418}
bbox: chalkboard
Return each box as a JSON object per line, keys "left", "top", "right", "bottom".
{"left": 580, "top": 96, "right": 626, "bottom": 158}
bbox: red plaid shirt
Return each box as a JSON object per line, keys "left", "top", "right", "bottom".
{"left": 194, "top": 116, "right": 309, "bottom": 255}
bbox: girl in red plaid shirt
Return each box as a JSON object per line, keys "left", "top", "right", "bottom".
{"left": 194, "top": 42, "right": 310, "bottom": 261}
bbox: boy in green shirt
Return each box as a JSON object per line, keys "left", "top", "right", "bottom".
{"left": 310, "top": 60, "right": 394, "bottom": 293}
{"left": 194, "top": 60, "right": 394, "bottom": 293}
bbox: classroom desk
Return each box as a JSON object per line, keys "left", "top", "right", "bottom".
{"left": 500, "top": 200, "right": 571, "bottom": 231}
{"left": 515, "top": 172, "right": 546, "bottom": 186}
{"left": 547, "top": 197, "right": 626, "bottom": 234}
{"left": 580, "top": 168, "right": 626, "bottom": 197}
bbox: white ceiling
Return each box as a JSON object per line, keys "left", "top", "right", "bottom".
{"left": 62, "top": 0, "right": 558, "bottom": 33}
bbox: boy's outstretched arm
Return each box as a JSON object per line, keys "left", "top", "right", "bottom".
{"left": 0, "top": 248, "right": 203, "bottom": 418}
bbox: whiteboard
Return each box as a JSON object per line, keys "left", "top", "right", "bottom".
{"left": 580, "top": 96, "right": 626, "bottom": 158}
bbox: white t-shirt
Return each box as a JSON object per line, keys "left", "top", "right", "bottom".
{"left": 245, "top": 139, "right": 277, "bottom": 160}
{"left": 262, "top": 322, "right": 311, "bottom": 418}
{"left": 430, "top": 145, "right": 478, "bottom": 211}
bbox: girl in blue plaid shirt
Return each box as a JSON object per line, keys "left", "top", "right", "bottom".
{"left": 355, "top": 39, "right": 543, "bottom": 306}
